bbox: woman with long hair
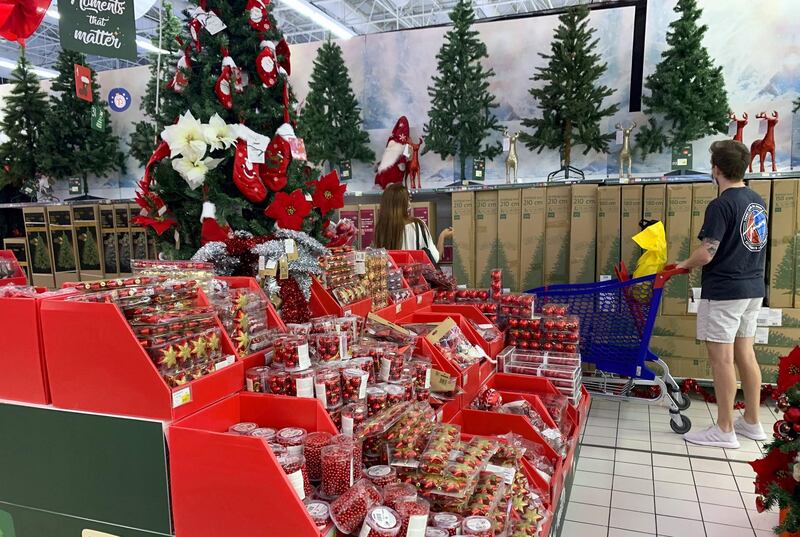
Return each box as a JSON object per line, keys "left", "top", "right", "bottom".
{"left": 373, "top": 184, "right": 452, "bottom": 263}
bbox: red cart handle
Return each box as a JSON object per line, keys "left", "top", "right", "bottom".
{"left": 655, "top": 264, "right": 690, "bottom": 288}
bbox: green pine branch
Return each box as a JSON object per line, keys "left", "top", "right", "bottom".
{"left": 519, "top": 6, "right": 619, "bottom": 169}
{"left": 636, "top": 0, "right": 729, "bottom": 156}
{"left": 297, "top": 39, "right": 374, "bottom": 169}
{"left": 423, "top": 0, "right": 503, "bottom": 180}
{"left": 0, "top": 48, "right": 49, "bottom": 191}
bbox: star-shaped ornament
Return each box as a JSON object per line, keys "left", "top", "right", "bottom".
{"left": 235, "top": 293, "right": 250, "bottom": 309}
{"left": 177, "top": 342, "right": 192, "bottom": 363}
{"left": 160, "top": 346, "right": 178, "bottom": 368}
{"left": 207, "top": 332, "right": 220, "bottom": 352}
{"left": 192, "top": 336, "right": 208, "bottom": 358}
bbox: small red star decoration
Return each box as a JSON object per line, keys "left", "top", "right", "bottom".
{"left": 312, "top": 171, "right": 346, "bottom": 215}
{"left": 265, "top": 188, "right": 312, "bottom": 231}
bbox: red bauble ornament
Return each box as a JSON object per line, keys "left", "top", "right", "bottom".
{"left": 755, "top": 496, "right": 765, "bottom": 513}
{"left": 784, "top": 407, "right": 800, "bottom": 424}
{"left": 232, "top": 139, "right": 267, "bottom": 203}
{"left": 0, "top": 0, "right": 51, "bottom": 44}
{"left": 265, "top": 189, "right": 313, "bottom": 231}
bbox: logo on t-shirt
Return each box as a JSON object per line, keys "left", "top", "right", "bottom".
{"left": 740, "top": 203, "right": 768, "bottom": 252}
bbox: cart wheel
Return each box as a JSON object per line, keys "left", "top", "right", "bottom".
{"left": 669, "top": 389, "right": 691, "bottom": 411}
{"left": 669, "top": 415, "right": 692, "bottom": 434}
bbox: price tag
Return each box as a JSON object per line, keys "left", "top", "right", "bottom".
{"left": 264, "top": 258, "right": 277, "bottom": 277}
{"left": 395, "top": 302, "right": 402, "bottom": 314}
{"left": 755, "top": 326, "right": 769, "bottom": 345}
{"left": 615, "top": 129, "right": 623, "bottom": 145}
{"left": 687, "top": 287, "right": 702, "bottom": 314}
{"left": 770, "top": 308, "right": 783, "bottom": 326}
{"left": 430, "top": 369, "right": 456, "bottom": 393}
{"left": 278, "top": 255, "right": 289, "bottom": 280}
{"left": 214, "top": 355, "right": 235, "bottom": 371}
{"left": 285, "top": 239, "right": 298, "bottom": 261}
{"left": 236, "top": 125, "right": 270, "bottom": 164}
{"left": 172, "top": 386, "right": 192, "bottom": 408}
{"left": 287, "top": 137, "right": 307, "bottom": 160}
{"left": 354, "top": 251, "right": 366, "bottom": 275}
{"left": 200, "top": 10, "right": 227, "bottom": 34}
{"left": 485, "top": 463, "right": 516, "bottom": 485}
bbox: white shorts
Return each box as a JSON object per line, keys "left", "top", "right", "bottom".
{"left": 696, "top": 298, "right": 762, "bottom": 344}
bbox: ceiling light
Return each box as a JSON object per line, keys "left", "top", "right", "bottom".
{"left": 0, "top": 57, "right": 58, "bottom": 78}
{"left": 279, "top": 0, "right": 356, "bottom": 39}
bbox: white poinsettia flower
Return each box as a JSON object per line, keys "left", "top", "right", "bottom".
{"left": 203, "top": 113, "right": 236, "bottom": 151}
{"left": 161, "top": 111, "right": 207, "bottom": 160}
{"left": 171, "top": 155, "right": 223, "bottom": 190}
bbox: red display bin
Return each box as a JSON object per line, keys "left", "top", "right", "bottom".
{"left": 387, "top": 249, "right": 434, "bottom": 267}
{"left": 169, "top": 393, "right": 337, "bottom": 537}
{"left": 310, "top": 277, "right": 372, "bottom": 318}
{"left": 40, "top": 297, "right": 243, "bottom": 421}
{"left": 0, "top": 249, "right": 27, "bottom": 286}
{"left": 427, "top": 304, "right": 505, "bottom": 357}
{"left": 217, "top": 276, "right": 286, "bottom": 369}
{"left": 0, "top": 289, "right": 55, "bottom": 403}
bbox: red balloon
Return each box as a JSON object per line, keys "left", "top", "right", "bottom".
{"left": 0, "top": 0, "right": 52, "bottom": 44}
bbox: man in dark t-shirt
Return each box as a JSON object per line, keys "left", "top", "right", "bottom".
{"left": 677, "top": 140, "right": 768, "bottom": 449}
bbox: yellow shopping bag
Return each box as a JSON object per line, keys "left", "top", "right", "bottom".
{"left": 632, "top": 221, "right": 667, "bottom": 278}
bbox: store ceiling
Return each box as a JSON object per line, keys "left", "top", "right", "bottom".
{"left": 0, "top": 0, "right": 609, "bottom": 79}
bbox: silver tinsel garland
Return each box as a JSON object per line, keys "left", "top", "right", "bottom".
{"left": 191, "top": 241, "right": 239, "bottom": 275}
{"left": 250, "top": 230, "right": 326, "bottom": 301}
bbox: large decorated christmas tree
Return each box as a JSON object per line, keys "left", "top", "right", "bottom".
{"left": 636, "top": 0, "right": 729, "bottom": 157}
{"left": 297, "top": 39, "right": 374, "bottom": 171}
{"left": 423, "top": 0, "right": 502, "bottom": 181}
{"left": 137, "top": 0, "right": 347, "bottom": 260}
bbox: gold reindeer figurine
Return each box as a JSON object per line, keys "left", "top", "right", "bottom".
{"left": 504, "top": 129, "right": 519, "bottom": 184}
{"left": 615, "top": 121, "right": 637, "bottom": 179}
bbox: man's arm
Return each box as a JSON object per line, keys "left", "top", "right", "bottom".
{"left": 677, "top": 238, "right": 720, "bottom": 270}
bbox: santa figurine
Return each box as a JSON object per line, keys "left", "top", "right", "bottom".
{"left": 374, "top": 116, "right": 410, "bottom": 189}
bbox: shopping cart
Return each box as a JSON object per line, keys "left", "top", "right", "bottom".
{"left": 526, "top": 265, "right": 693, "bottom": 434}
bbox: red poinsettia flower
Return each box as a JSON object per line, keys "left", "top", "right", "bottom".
{"left": 749, "top": 448, "right": 796, "bottom": 495}
{"left": 265, "top": 188, "right": 313, "bottom": 231}
{"left": 778, "top": 347, "right": 800, "bottom": 394}
{"left": 312, "top": 171, "right": 346, "bottom": 215}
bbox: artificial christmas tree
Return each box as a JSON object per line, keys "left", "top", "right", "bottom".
{"left": 129, "top": 3, "right": 183, "bottom": 167}
{"left": 519, "top": 6, "right": 618, "bottom": 180}
{"left": 54, "top": 231, "right": 76, "bottom": 271}
{"left": 423, "top": 0, "right": 502, "bottom": 182}
{"left": 635, "top": 0, "right": 729, "bottom": 159}
{"left": 297, "top": 39, "right": 374, "bottom": 171}
{"left": 0, "top": 49, "right": 49, "bottom": 191}
{"left": 139, "top": 0, "right": 341, "bottom": 260}
{"left": 78, "top": 230, "right": 100, "bottom": 268}
{"left": 38, "top": 50, "right": 125, "bottom": 196}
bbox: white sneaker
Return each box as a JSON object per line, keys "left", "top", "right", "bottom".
{"left": 684, "top": 424, "right": 740, "bottom": 449}
{"left": 734, "top": 416, "right": 767, "bottom": 441}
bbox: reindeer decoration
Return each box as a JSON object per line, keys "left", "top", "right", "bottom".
{"left": 729, "top": 112, "right": 748, "bottom": 142}
{"left": 503, "top": 130, "right": 519, "bottom": 184}
{"left": 405, "top": 137, "right": 423, "bottom": 190}
{"left": 615, "top": 121, "right": 636, "bottom": 179}
{"left": 749, "top": 111, "right": 778, "bottom": 173}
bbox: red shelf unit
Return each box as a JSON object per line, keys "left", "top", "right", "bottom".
{"left": 310, "top": 277, "right": 372, "bottom": 318}
{"left": 40, "top": 297, "right": 243, "bottom": 421}
{"left": 426, "top": 303, "right": 505, "bottom": 358}
{"left": 217, "top": 276, "right": 286, "bottom": 369}
{"left": 169, "top": 393, "right": 337, "bottom": 537}
{"left": 0, "top": 289, "right": 56, "bottom": 404}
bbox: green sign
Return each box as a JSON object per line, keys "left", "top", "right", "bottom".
{"left": 339, "top": 159, "right": 352, "bottom": 180}
{"left": 91, "top": 104, "right": 105, "bottom": 131}
{"left": 472, "top": 157, "right": 486, "bottom": 180}
{"left": 671, "top": 144, "right": 693, "bottom": 170}
{"left": 58, "top": 0, "right": 137, "bottom": 61}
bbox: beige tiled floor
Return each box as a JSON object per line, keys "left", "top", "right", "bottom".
{"left": 563, "top": 396, "right": 781, "bottom": 537}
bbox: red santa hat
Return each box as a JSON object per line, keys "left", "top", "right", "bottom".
{"left": 375, "top": 116, "right": 410, "bottom": 189}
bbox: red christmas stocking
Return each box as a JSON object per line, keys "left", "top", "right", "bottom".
{"left": 189, "top": 17, "right": 202, "bottom": 52}
{"left": 233, "top": 139, "right": 267, "bottom": 202}
{"left": 167, "top": 44, "right": 191, "bottom": 93}
{"left": 276, "top": 38, "right": 291, "bottom": 75}
{"left": 200, "top": 202, "right": 231, "bottom": 245}
{"left": 214, "top": 51, "right": 238, "bottom": 109}
{"left": 247, "top": 0, "right": 271, "bottom": 32}
{"left": 260, "top": 135, "right": 291, "bottom": 191}
{"left": 256, "top": 41, "right": 278, "bottom": 87}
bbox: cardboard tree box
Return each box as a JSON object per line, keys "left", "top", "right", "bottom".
{"left": 46, "top": 206, "right": 80, "bottom": 286}
{"left": 358, "top": 204, "right": 378, "bottom": 249}
{"left": 642, "top": 184, "right": 666, "bottom": 223}
{"left": 620, "top": 185, "right": 643, "bottom": 273}
{"left": 569, "top": 185, "right": 598, "bottom": 283}
{"left": 519, "top": 187, "right": 547, "bottom": 291}
{"left": 768, "top": 180, "right": 797, "bottom": 307}
{"left": 474, "top": 191, "right": 498, "bottom": 288}
{"left": 596, "top": 186, "right": 621, "bottom": 280}
{"left": 544, "top": 186, "right": 571, "bottom": 285}
{"left": 339, "top": 204, "right": 360, "bottom": 249}
{"left": 662, "top": 184, "right": 693, "bottom": 315}
{"left": 100, "top": 206, "right": 119, "bottom": 278}
{"left": 748, "top": 179, "right": 772, "bottom": 212}
{"left": 72, "top": 204, "right": 104, "bottom": 280}
{"left": 653, "top": 315, "right": 697, "bottom": 338}
{"left": 795, "top": 185, "right": 800, "bottom": 308}
{"left": 411, "top": 201, "right": 437, "bottom": 236}
{"left": 3, "top": 237, "right": 30, "bottom": 284}
{"left": 451, "top": 192, "right": 475, "bottom": 287}
{"left": 687, "top": 183, "right": 718, "bottom": 296}
{"left": 23, "top": 207, "right": 55, "bottom": 288}
{"left": 114, "top": 204, "right": 133, "bottom": 275}
{"left": 129, "top": 203, "right": 148, "bottom": 263}
{"left": 754, "top": 327, "right": 800, "bottom": 347}
{"left": 497, "top": 189, "right": 522, "bottom": 291}
{"left": 147, "top": 233, "right": 158, "bottom": 260}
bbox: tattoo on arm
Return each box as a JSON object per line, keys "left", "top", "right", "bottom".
{"left": 702, "top": 238, "right": 720, "bottom": 257}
